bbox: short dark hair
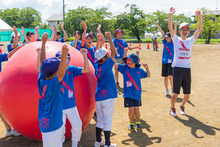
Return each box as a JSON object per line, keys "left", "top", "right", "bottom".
{"left": 57, "top": 31, "right": 61, "bottom": 35}
{"left": 26, "top": 31, "right": 34, "bottom": 37}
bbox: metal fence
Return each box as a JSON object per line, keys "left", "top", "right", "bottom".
{"left": 0, "top": 28, "right": 52, "bottom": 42}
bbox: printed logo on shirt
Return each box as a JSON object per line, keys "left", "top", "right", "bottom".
{"left": 178, "top": 41, "right": 190, "bottom": 59}
{"left": 68, "top": 71, "right": 71, "bottom": 75}
{"left": 126, "top": 81, "right": 132, "bottom": 87}
{"left": 126, "top": 70, "right": 140, "bottom": 91}
{"left": 168, "top": 59, "right": 172, "bottom": 63}
{"left": 99, "top": 90, "right": 108, "bottom": 97}
{"left": 40, "top": 117, "right": 49, "bottom": 129}
{"left": 68, "top": 90, "right": 74, "bottom": 98}
{"left": 116, "top": 53, "right": 120, "bottom": 57}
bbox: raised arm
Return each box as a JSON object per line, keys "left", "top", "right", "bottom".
{"left": 7, "top": 44, "right": 24, "bottom": 58}
{"left": 96, "top": 33, "right": 101, "bottom": 50}
{"left": 61, "top": 22, "right": 68, "bottom": 41}
{"left": 73, "top": 32, "right": 79, "bottom": 48}
{"left": 174, "top": 21, "right": 178, "bottom": 34}
{"left": 168, "top": 7, "right": 176, "bottom": 38}
{"left": 36, "top": 48, "right": 41, "bottom": 72}
{"left": 105, "top": 32, "right": 116, "bottom": 61}
{"left": 80, "top": 48, "right": 89, "bottom": 73}
{"left": 40, "top": 32, "right": 48, "bottom": 65}
{"left": 35, "top": 27, "right": 40, "bottom": 39}
{"left": 155, "top": 22, "right": 165, "bottom": 39}
{"left": 127, "top": 45, "right": 139, "bottom": 50}
{"left": 81, "top": 20, "right": 87, "bottom": 47}
{"left": 141, "top": 63, "right": 151, "bottom": 78}
{"left": 20, "top": 26, "right": 30, "bottom": 44}
{"left": 51, "top": 25, "right": 57, "bottom": 41}
{"left": 97, "top": 24, "right": 105, "bottom": 47}
{"left": 11, "top": 26, "right": 19, "bottom": 49}
{"left": 194, "top": 11, "right": 203, "bottom": 40}
{"left": 57, "top": 44, "right": 68, "bottom": 82}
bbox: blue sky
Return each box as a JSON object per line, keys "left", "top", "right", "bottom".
{"left": 0, "top": 0, "right": 219, "bottom": 22}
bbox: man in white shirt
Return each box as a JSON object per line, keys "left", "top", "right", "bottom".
{"left": 168, "top": 7, "right": 203, "bottom": 117}
{"left": 151, "top": 31, "right": 158, "bottom": 51}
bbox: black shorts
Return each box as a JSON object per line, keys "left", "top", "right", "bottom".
{"left": 124, "top": 98, "right": 142, "bottom": 107}
{"left": 173, "top": 67, "right": 191, "bottom": 94}
{"left": 162, "top": 63, "right": 173, "bottom": 77}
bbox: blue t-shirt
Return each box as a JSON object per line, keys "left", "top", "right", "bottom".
{"left": 7, "top": 44, "right": 20, "bottom": 52}
{"left": 113, "top": 39, "right": 128, "bottom": 59}
{"left": 0, "top": 53, "right": 8, "bottom": 72}
{"left": 38, "top": 70, "right": 63, "bottom": 133}
{"left": 56, "top": 38, "right": 65, "bottom": 43}
{"left": 117, "top": 64, "right": 148, "bottom": 100}
{"left": 70, "top": 40, "right": 82, "bottom": 50}
{"left": 162, "top": 39, "right": 174, "bottom": 64}
{"left": 62, "top": 65, "right": 82, "bottom": 110}
{"left": 84, "top": 46, "right": 96, "bottom": 65}
{"left": 95, "top": 57, "right": 117, "bottom": 101}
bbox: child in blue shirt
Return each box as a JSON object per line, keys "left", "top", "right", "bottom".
{"left": 114, "top": 53, "right": 150, "bottom": 130}
{"left": 37, "top": 32, "right": 68, "bottom": 147}
{"left": 70, "top": 31, "right": 82, "bottom": 50}
{"left": 7, "top": 26, "right": 21, "bottom": 52}
{"left": 113, "top": 29, "right": 139, "bottom": 88}
{"left": 94, "top": 32, "right": 117, "bottom": 147}
{"left": 56, "top": 22, "right": 68, "bottom": 43}
{"left": 55, "top": 48, "right": 89, "bottom": 147}
{"left": 155, "top": 22, "right": 177, "bottom": 96}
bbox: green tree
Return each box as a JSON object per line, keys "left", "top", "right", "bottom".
{"left": 0, "top": 7, "right": 42, "bottom": 28}
{"left": 19, "top": 7, "right": 41, "bottom": 28}
{"left": 65, "top": 6, "right": 113, "bottom": 37}
{"left": 0, "top": 8, "right": 20, "bottom": 27}
{"left": 191, "top": 8, "right": 220, "bottom": 44}
{"left": 146, "top": 10, "right": 191, "bottom": 34}
{"left": 115, "top": 4, "right": 147, "bottom": 41}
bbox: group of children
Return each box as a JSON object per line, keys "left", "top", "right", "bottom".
{"left": 0, "top": 7, "right": 203, "bottom": 147}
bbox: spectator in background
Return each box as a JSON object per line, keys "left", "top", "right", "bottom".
{"left": 151, "top": 31, "right": 158, "bottom": 51}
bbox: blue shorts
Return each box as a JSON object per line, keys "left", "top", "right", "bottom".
{"left": 124, "top": 98, "right": 142, "bottom": 107}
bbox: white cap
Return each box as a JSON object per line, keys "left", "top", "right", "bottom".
{"left": 179, "top": 22, "right": 190, "bottom": 29}
{"left": 95, "top": 47, "right": 108, "bottom": 61}
{"left": 11, "top": 32, "right": 21, "bottom": 38}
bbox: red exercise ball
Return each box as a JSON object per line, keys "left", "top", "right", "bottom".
{"left": 0, "top": 41, "right": 96, "bottom": 141}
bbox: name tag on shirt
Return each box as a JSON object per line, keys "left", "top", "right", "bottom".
{"left": 117, "top": 53, "right": 120, "bottom": 57}
{"left": 168, "top": 59, "right": 172, "bottom": 63}
{"left": 126, "top": 81, "right": 132, "bottom": 87}
{"left": 68, "top": 90, "right": 73, "bottom": 98}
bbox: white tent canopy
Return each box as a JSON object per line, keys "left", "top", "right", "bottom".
{"left": 0, "top": 19, "right": 13, "bottom": 32}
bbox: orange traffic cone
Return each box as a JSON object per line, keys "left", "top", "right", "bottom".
{"left": 130, "top": 43, "right": 131, "bottom": 47}
{"left": 147, "top": 42, "right": 150, "bottom": 49}
{"left": 139, "top": 43, "right": 141, "bottom": 50}
{"left": 157, "top": 42, "right": 159, "bottom": 48}
{"left": 92, "top": 44, "right": 94, "bottom": 47}
{"left": 0, "top": 49, "right": 2, "bottom": 53}
{"left": 105, "top": 44, "right": 107, "bottom": 49}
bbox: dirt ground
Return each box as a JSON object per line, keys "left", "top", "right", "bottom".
{"left": 0, "top": 42, "right": 220, "bottom": 147}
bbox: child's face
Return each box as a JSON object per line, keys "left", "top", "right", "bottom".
{"left": 165, "top": 37, "right": 172, "bottom": 42}
{"left": 126, "top": 58, "right": 135, "bottom": 68}
{"left": 179, "top": 26, "right": 190, "bottom": 39}
{"left": 116, "top": 32, "right": 122, "bottom": 39}
{"left": 13, "top": 36, "right": 21, "bottom": 42}
{"left": 56, "top": 35, "right": 61, "bottom": 40}
{"left": 85, "top": 36, "right": 93, "bottom": 48}
{"left": 58, "top": 57, "right": 70, "bottom": 68}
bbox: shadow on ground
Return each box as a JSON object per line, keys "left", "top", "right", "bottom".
{"left": 175, "top": 114, "right": 220, "bottom": 138}
{"left": 121, "top": 119, "right": 162, "bottom": 146}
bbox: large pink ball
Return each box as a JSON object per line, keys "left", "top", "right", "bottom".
{"left": 0, "top": 41, "right": 96, "bottom": 141}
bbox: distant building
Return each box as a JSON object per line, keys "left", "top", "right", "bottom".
{"left": 46, "top": 14, "right": 63, "bottom": 28}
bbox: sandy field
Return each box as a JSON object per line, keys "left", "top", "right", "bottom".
{"left": 0, "top": 42, "right": 219, "bottom": 147}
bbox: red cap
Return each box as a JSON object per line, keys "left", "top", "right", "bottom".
{"left": 114, "top": 29, "right": 124, "bottom": 37}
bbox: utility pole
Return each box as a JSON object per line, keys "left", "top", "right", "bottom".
{"left": 63, "top": 0, "right": 65, "bottom": 22}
